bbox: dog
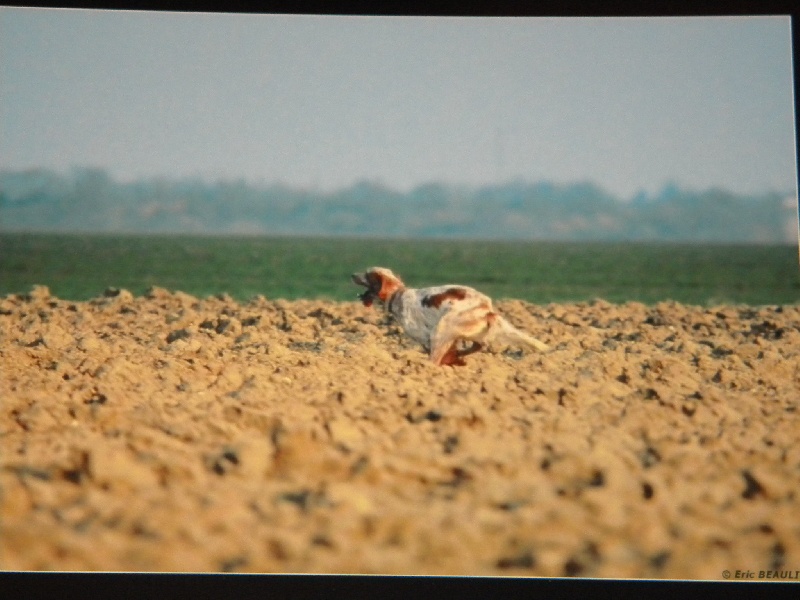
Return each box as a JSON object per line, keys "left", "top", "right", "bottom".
{"left": 351, "top": 267, "right": 549, "bottom": 366}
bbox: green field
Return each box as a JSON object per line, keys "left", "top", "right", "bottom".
{"left": 1, "top": 233, "right": 798, "bottom": 306}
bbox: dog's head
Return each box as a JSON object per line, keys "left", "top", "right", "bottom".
{"left": 351, "top": 267, "right": 405, "bottom": 307}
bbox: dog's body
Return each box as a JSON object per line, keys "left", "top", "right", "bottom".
{"left": 352, "top": 267, "right": 548, "bottom": 366}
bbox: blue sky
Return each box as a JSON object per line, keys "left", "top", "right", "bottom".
{"left": 1, "top": 9, "right": 796, "bottom": 200}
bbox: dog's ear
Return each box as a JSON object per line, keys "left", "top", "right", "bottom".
{"left": 370, "top": 269, "right": 402, "bottom": 301}
{"left": 365, "top": 271, "right": 383, "bottom": 291}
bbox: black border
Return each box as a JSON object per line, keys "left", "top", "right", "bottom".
{"left": 2, "top": 572, "right": 800, "bottom": 599}
{"left": 3, "top": 0, "right": 799, "bottom": 17}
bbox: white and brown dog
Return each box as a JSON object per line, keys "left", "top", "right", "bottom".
{"left": 352, "top": 267, "right": 549, "bottom": 366}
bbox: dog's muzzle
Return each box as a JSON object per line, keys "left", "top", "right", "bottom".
{"left": 352, "top": 273, "right": 376, "bottom": 307}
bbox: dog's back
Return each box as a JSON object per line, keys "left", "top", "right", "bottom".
{"left": 390, "top": 284, "right": 491, "bottom": 348}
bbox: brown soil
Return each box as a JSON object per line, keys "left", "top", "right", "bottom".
{"left": 2, "top": 285, "right": 799, "bottom": 578}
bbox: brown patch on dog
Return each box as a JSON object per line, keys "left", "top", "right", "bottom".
{"left": 439, "top": 343, "right": 467, "bottom": 366}
{"left": 422, "top": 288, "right": 468, "bottom": 309}
{"left": 374, "top": 273, "right": 403, "bottom": 302}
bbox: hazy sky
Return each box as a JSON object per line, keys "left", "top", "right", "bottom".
{"left": 1, "top": 9, "right": 796, "bottom": 199}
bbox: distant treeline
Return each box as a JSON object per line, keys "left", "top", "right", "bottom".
{"left": 0, "top": 168, "right": 796, "bottom": 242}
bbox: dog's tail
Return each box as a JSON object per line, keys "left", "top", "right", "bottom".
{"left": 490, "top": 315, "right": 549, "bottom": 352}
